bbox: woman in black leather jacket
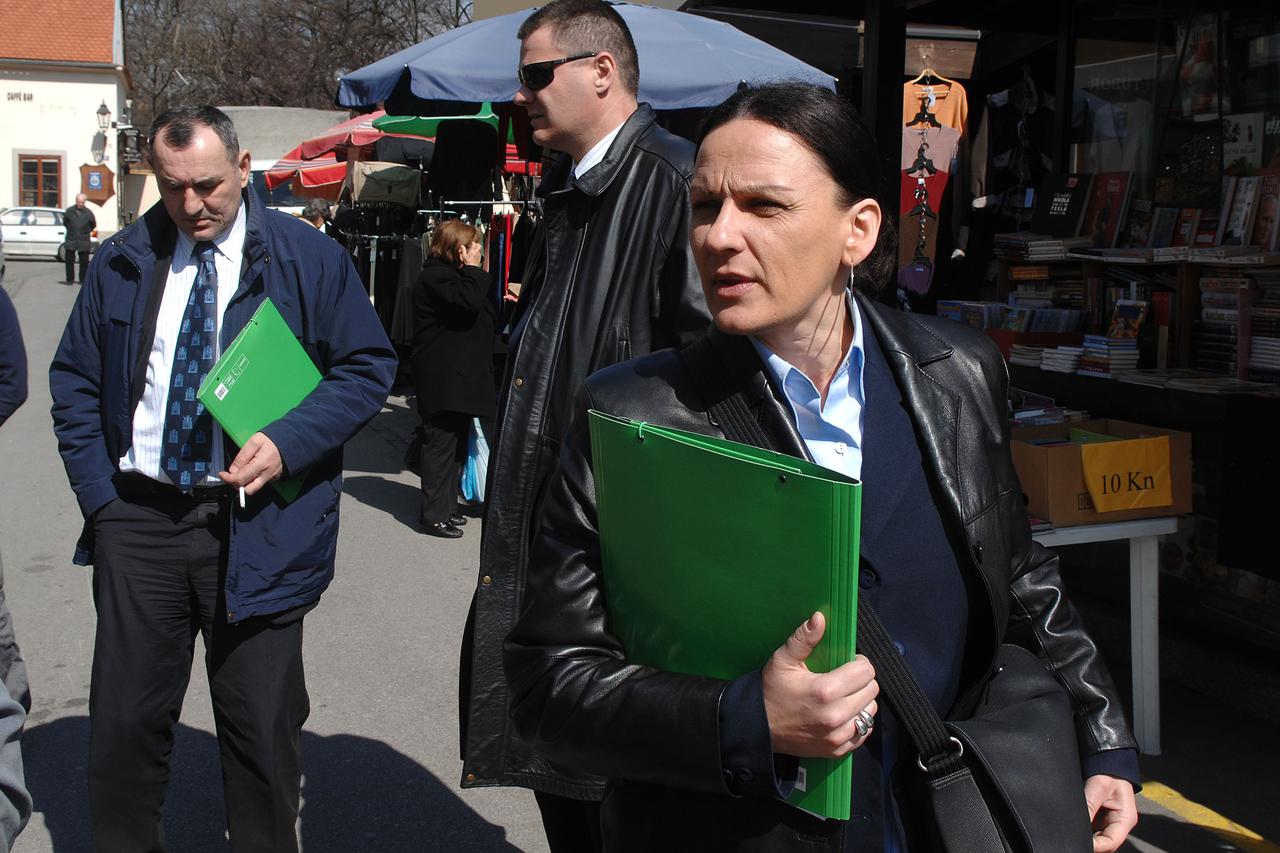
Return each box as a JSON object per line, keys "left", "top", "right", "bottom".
{"left": 411, "top": 220, "right": 496, "bottom": 538}
{"left": 503, "top": 83, "right": 1139, "bottom": 851}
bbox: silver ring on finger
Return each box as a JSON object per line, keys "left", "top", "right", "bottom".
{"left": 854, "top": 708, "right": 875, "bottom": 737}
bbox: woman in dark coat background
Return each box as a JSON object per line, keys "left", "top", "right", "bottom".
{"left": 411, "top": 219, "right": 497, "bottom": 538}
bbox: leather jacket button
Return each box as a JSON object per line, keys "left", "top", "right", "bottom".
{"left": 465, "top": 772, "right": 476, "bottom": 783}
{"left": 513, "top": 377, "right": 524, "bottom": 388}
{"left": 482, "top": 575, "right": 492, "bottom": 585}
{"left": 858, "top": 565, "right": 880, "bottom": 590}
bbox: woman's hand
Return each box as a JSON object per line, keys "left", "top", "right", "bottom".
{"left": 761, "top": 611, "right": 879, "bottom": 758}
{"left": 459, "top": 241, "right": 483, "bottom": 268}
{"left": 1085, "top": 774, "right": 1138, "bottom": 852}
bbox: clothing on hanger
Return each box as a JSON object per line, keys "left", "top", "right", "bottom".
{"left": 903, "top": 77, "right": 969, "bottom": 137}
{"left": 900, "top": 126, "right": 961, "bottom": 175}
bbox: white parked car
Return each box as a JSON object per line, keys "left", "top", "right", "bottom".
{"left": 0, "top": 206, "right": 98, "bottom": 261}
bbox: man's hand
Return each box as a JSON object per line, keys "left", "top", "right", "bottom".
{"left": 218, "top": 432, "right": 284, "bottom": 496}
{"left": 1085, "top": 774, "right": 1138, "bottom": 852}
{"left": 761, "top": 611, "right": 879, "bottom": 758}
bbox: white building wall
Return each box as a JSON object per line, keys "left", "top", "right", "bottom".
{"left": 0, "top": 67, "right": 128, "bottom": 235}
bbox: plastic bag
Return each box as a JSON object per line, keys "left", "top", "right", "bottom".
{"left": 460, "top": 418, "right": 490, "bottom": 504}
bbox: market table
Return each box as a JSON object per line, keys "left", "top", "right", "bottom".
{"left": 1033, "top": 515, "right": 1179, "bottom": 755}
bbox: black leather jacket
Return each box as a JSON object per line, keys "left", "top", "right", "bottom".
{"left": 503, "top": 295, "right": 1137, "bottom": 848}
{"left": 459, "top": 104, "right": 711, "bottom": 796}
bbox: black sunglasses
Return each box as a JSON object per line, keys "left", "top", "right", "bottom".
{"left": 518, "top": 52, "right": 599, "bottom": 91}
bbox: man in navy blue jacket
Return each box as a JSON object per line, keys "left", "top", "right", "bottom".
{"left": 49, "top": 106, "right": 395, "bottom": 853}
{"left": 0, "top": 288, "right": 25, "bottom": 429}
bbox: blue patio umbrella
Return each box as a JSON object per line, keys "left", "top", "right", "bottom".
{"left": 337, "top": 2, "right": 834, "bottom": 111}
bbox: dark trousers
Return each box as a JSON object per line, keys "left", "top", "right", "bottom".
{"left": 66, "top": 249, "right": 90, "bottom": 283}
{"left": 89, "top": 486, "right": 310, "bottom": 853}
{"left": 418, "top": 410, "right": 470, "bottom": 525}
{"left": 534, "top": 791, "right": 604, "bottom": 853}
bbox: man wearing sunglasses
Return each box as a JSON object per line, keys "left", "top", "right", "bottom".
{"left": 458, "top": 0, "right": 709, "bottom": 850}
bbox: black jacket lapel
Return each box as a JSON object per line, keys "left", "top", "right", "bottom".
{"left": 704, "top": 328, "right": 807, "bottom": 459}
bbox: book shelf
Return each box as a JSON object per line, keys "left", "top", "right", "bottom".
{"left": 993, "top": 256, "right": 1280, "bottom": 372}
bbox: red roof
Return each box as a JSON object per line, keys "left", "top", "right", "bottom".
{"left": 0, "top": 0, "right": 116, "bottom": 64}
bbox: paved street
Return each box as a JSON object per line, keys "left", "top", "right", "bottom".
{"left": 0, "top": 258, "right": 547, "bottom": 852}
{"left": 1, "top": 256, "right": 1277, "bottom": 853}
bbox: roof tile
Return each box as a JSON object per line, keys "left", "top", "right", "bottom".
{"left": 0, "top": 0, "right": 116, "bottom": 64}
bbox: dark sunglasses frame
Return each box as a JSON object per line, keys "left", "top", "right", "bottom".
{"left": 518, "top": 52, "right": 600, "bottom": 91}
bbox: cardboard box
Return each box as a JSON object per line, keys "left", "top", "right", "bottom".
{"left": 1011, "top": 419, "right": 1192, "bottom": 527}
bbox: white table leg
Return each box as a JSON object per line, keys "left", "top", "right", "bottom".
{"left": 1129, "top": 535, "right": 1161, "bottom": 755}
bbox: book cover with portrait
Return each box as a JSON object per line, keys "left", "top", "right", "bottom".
{"left": 1080, "top": 172, "right": 1132, "bottom": 248}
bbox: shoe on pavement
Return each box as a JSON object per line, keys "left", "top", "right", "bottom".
{"left": 449, "top": 514, "right": 467, "bottom": 526}
{"left": 424, "top": 521, "right": 463, "bottom": 539}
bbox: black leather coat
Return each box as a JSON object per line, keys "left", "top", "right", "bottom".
{"left": 503, "top": 294, "right": 1138, "bottom": 849}
{"left": 459, "top": 104, "right": 711, "bottom": 795}
{"left": 410, "top": 259, "right": 496, "bottom": 418}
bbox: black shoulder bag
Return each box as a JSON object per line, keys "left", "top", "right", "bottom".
{"left": 678, "top": 338, "right": 1095, "bottom": 853}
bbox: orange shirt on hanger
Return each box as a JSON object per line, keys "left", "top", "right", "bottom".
{"left": 903, "top": 80, "right": 970, "bottom": 137}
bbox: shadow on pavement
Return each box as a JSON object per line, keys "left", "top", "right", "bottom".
{"left": 342, "top": 474, "right": 421, "bottom": 532}
{"left": 23, "top": 717, "right": 518, "bottom": 852}
{"left": 343, "top": 403, "right": 419, "bottom": 478}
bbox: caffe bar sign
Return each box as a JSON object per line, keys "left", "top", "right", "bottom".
{"left": 7, "top": 92, "right": 34, "bottom": 102}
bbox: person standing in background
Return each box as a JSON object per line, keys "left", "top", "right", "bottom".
{"left": 411, "top": 220, "right": 496, "bottom": 539}
{"left": 457, "top": 1, "right": 709, "bottom": 850}
{"left": 62, "top": 194, "right": 96, "bottom": 285}
{"left": 301, "top": 199, "right": 331, "bottom": 233}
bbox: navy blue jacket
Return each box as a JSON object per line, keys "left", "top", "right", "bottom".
{"left": 0, "top": 288, "right": 26, "bottom": 427}
{"left": 49, "top": 190, "right": 396, "bottom": 621}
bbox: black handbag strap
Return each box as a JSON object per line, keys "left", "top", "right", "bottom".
{"left": 679, "top": 336, "right": 1007, "bottom": 850}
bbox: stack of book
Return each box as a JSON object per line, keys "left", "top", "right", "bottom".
{"left": 993, "top": 232, "right": 1093, "bottom": 262}
{"left": 1248, "top": 269, "right": 1280, "bottom": 383}
{"left": 1009, "top": 344, "right": 1043, "bottom": 367}
{"left": 1118, "top": 368, "right": 1209, "bottom": 388}
{"left": 1009, "top": 406, "right": 1089, "bottom": 426}
{"left": 1078, "top": 335, "right": 1140, "bottom": 378}
{"left": 936, "top": 300, "right": 1006, "bottom": 330}
{"left": 1040, "top": 345, "right": 1083, "bottom": 373}
{"left": 1194, "top": 272, "right": 1247, "bottom": 375}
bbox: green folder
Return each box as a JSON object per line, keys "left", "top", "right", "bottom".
{"left": 588, "top": 410, "right": 861, "bottom": 820}
{"left": 196, "top": 299, "right": 322, "bottom": 502}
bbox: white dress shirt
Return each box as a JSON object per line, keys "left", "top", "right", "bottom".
{"left": 572, "top": 120, "right": 626, "bottom": 179}
{"left": 119, "top": 203, "right": 247, "bottom": 485}
{"left": 749, "top": 298, "right": 868, "bottom": 480}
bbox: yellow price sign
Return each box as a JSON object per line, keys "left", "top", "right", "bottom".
{"left": 1080, "top": 436, "right": 1173, "bottom": 512}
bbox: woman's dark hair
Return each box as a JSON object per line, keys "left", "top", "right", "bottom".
{"left": 697, "top": 83, "right": 898, "bottom": 293}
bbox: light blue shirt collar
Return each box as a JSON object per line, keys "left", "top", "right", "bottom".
{"left": 749, "top": 297, "right": 867, "bottom": 480}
